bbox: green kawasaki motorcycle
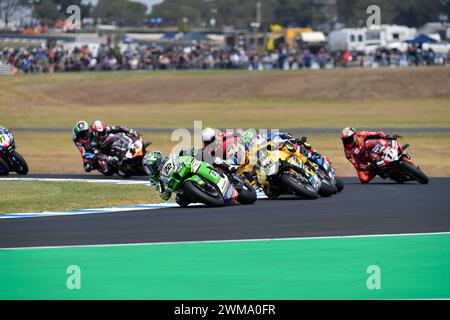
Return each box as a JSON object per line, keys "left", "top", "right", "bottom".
{"left": 162, "top": 154, "right": 257, "bottom": 207}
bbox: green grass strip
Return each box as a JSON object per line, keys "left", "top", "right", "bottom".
{"left": 1, "top": 233, "right": 449, "bottom": 299}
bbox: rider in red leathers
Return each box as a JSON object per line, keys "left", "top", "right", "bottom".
{"left": 341, "top": 127, "right": 399, "bottom": 184}
{"left": 201, "top": 127, "right": 241, "bottom": 162}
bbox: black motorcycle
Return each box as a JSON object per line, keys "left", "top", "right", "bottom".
{"left": 0, "top": 129, "right": 28, "bottom": 176}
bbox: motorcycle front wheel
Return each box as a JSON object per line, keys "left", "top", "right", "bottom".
{"left": 10, "top": 151, "right": 28, "bottom": 175}
{"left": 318, "top": 181, "right": 337, "bottom": 197}
{"left": 335, "top": 178, "right": 345, "bottom": 192}
{"left": 280, "top": 173, "right": 318, "bottom": 200}
{"left": 183, "top": 180, "right": 225, "bottom": 207}
{"left": 400, "top": 161, "right": 429, "bottom": 185}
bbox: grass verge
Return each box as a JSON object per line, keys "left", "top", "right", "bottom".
{"left": 0, "top": 181, "right": 160, "bottom": 214}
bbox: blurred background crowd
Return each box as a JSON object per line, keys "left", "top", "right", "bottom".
{"left": 1, "top": 43, "right": 448, "bottom": 74}
{"left": 1, "top": 0, "right": 449, "bottom": 74}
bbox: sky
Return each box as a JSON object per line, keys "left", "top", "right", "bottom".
{"left": 84, "top": 0, "right": 164, "bottom": 13}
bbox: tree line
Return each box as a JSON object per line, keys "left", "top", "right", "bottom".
{"left": 0, "top": 0, "right": 148, "bottom": 28}
{"left": 1, "top": 0, "right": 449, "bottom": 30}
{"left": 151, "top": 0, "right": 450, "bottom": 29}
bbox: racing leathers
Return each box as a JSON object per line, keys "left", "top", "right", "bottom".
{"left": 72, "top": 131, "right": 100, "bottom": 172}
{"left": 344, "top": 131, "right": 390, "bottom": 184}
{"left": 148, "top": 156, "right": 172, "bottom": 202}
{"left": 93, "top": 125, "right": 140, "bottom": 169}
{"left": 203, "top": 129, "right": 242, "bottom": 164}
{"left": 149, "top": 151, "right": 197, "bottom": 205}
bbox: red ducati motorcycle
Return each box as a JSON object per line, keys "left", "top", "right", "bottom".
{"left": 365, "top": 137, "right": 429, "bottom": 184}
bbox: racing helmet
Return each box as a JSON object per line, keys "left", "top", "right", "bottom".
{"left": 239, "top": 129, "right": 256, "bottom": 146}
{"left": 73, "top": 121, "right": 91, "bottom": 141}
{"left": 92, "top": 120, "right": 107, "bottom": 141}
{"left": 341, "top": 127, "right": 357, "bottom": 147}
{"left": 202, "top": 127, "right": 216, "bottom": 145}
{"left": 142, "top": 151, "right": 163, "bottom": 176}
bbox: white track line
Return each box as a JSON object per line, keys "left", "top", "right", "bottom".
{"left": 1, "top": 231, "right": 449, "bottom": 251}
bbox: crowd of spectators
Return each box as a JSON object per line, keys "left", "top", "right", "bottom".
{"left": 1, "top": 42, "right": 448, "bottom": 74}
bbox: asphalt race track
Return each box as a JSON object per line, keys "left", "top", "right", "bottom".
{"left": 1, "top": 177, "right": 450, "bottom": 249}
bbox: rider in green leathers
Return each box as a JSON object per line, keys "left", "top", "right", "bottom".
{"left": 142, "top": 151, "right": 172, "bottom": 201}
{"left": 143, "top": 149, "right": 204, "bottom": 206}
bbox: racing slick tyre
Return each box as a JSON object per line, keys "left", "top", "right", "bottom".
{"left": 118, "top": 169, "right": 132, "bottom": 179}
{"left": 10, "top": 151, "right": 28, "bottom": 175}
{"left": 335, "top": 178, "right": 345, "bottom": 192}
{"left": 400, "top": 161, "right": 429, "bottom": 185}
{"left": 236, "top": 181, "right": 257, "bottom": 205}
{"left": 0, "top": 157, "right": 10, "bottom": 176}
{"left": 280, "top": 173, "right": 318, "bottom": 200}
{"left": 176, "top": 194, "right": 191, "bottom": 208}
{"left": 318, "top": 182, "right": 337, "bottom": 197}
{"left": 101, "top": 170, "right": 114, "bottom": 177}
{"left": 183, "top": 180, "right": 225, "bottom": 207}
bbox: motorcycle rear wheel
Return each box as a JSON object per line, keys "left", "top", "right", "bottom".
{"left": 183, "top": 180, "right": 225, "bottom": 207}
{"left": 400, "top": 161, "right": 429, "bottom": 185}
{"left": 280, "top": 173, "right": 318, "bottom": 200}
{"left": 0, "top": 157, "right": 10, "bottom": 176}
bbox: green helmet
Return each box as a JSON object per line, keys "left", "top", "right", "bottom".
{"left": 73, "top": 121, "right": 90, "bottom": 140}
{"left": 142, "top": 151, "right": 163, "bottom": 176}
{"left": 239, "top": 129, "right": 256, "bottom": 146}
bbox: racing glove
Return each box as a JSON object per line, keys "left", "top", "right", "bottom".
{"left": 157, "top": 182, "right": 171, "bottom": 201}
{"left": 368, "top": 162, "right": 379, "bottom": 171}
{"left": 130, "top": 129, "right": 140, "bottom": 137}
{"left": 84, "top": 162, "right": 93, "bottom": 172}
{"left": 107, "top": 156, "right": 120, "bottom": 166}
{"left": 299, "top": 136, "right": 308, "bottom": 144}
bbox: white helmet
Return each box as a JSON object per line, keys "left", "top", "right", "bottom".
{"left": 202, "top": 127, "right": 216, "bottom": 143}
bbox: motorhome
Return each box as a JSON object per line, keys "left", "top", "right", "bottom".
{"left": 328, "top": 25, "right": 417, "bottom": 53}
{"left": 327, "top": 28, "right": 367, "bottom": 52}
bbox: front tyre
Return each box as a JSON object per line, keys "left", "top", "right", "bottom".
{"left": 400, "top": 161, "right": 429, "bottom": 184}
{"left": 11, "top": 151, "right": 28, "bottom": 175}
{"left": 0, "top": 157, "right": 10, "bottom": 176}
{"left": 176, "top": 194, "right": 191, "bottom": 208}
{"left": 318, "top": 182, "right": 337, "bottom": 197}
{"left": 280, "top": 173, "right": 318, "bottom": 200}
{"left": 183, "top": 180, "right": 225, "bottom": 207}
{"left": 237, "top": 181, "right": 257, "bottom": 205}
{"left": 335, "top": 178, "right": 345, "bottom": 192}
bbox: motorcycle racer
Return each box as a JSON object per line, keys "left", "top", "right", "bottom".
{"left": 72, "top": 121, "right": 98, "bottom": 172}
{"left": 0, "top": 126, "right": 10, "bottom": 134}
{"left": 142, "top": 151, "right": 190, "bottom": 206}
{"left": 90, "top": 120, "right": 141, "bottom": 167}
{"left": 341, "top": 127, "right": 400, "bottom": 184}
{"left": 91, "top": 120, "right": 139, "bottom": 145}
{"left": 202, "top": 127, "right": 242, "bottom": 162}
